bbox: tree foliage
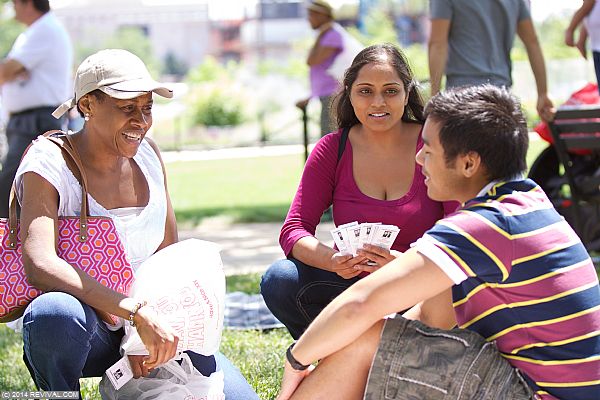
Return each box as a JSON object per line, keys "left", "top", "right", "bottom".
{"left": 0, "top": 2, "right": 23, "bottom": 58}
{"left": 191, "top": 87, "right": 245, "bottom": 127}
{"left": 163, "top": 51, "right": 188, "bottom": 78}
{"left": 345, "top": 8, "right": 429, "bottom": 82}
{"left": 513, "top": 14, "right": 581, "bottom": 61}
{"left": 186, "top": 56, "right": 229, "bottom": 83}
{"left": 351, "top": 8, "right": 398, "bottom": 45}
{"left": 185, "top": 57, "right": 247, "bottom": 127}
{"left": 105, "top": 26, "right": 161, "bottom": 76}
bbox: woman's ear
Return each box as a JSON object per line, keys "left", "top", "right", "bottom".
{"left": 78, "top": 95, "right": 91, "bottom": 115}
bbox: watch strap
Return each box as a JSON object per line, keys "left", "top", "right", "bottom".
{"left": 286, "top": 342, "right": 310, "bottom": 371}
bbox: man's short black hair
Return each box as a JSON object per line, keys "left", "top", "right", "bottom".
{"left": 19, "top": 0, "right": 50, "bottom": 13}
{"left": 424, "top": 85, "right": 529, "bottom": 181}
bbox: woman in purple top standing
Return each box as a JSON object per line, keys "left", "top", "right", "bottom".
{"left": 261, "top": 44, "right": 456, "bottom": 339}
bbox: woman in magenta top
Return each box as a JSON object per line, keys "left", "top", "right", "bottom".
{"left": 261, "top": 44, "right": 456, "bottom": 339}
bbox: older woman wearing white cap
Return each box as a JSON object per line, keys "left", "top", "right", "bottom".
{"left": 13, "top": 49, "right": 258, "bottom": 399}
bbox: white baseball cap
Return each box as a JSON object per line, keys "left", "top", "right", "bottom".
{"left": 52, "top": 49, "right": 173, "bottom": 118}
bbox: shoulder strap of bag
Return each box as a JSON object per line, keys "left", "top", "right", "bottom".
{"left": 330, "top": 127, "right": 350, "bottom": 211}
{"left": 7, "top": 130, "right": 92, "bottom": 246}
{"left": 337, "top": 127, "right": 350, "bottom": 165}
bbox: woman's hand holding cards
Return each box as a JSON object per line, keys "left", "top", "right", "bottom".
{"left": 357, "top": 245, "right": 402, "bottom": 272}
{"left": 329, "top": 252, "right": 368, "bottom": 279}
{"left": 330, "top": 221, "right": 401, "bottom": 276}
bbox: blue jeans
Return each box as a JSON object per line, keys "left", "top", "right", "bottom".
{"left": 260, "top": 258, "right": 360, "bottom": 339}
{"left": 22, "top": 292, "right": 258, "bottom": 399}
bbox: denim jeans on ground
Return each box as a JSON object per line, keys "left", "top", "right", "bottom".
{"left": 364, "top": 316, "right": 534, "bottom": 400}
{"left": 260, "top": 257, "right": 360, "bottom": 339}
{"left": 22, "top": 292, "right": 258, "bottom": 399}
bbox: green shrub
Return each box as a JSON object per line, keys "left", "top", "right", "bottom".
{"left": 191, "top": 88, "right": 245, "bottom": 127}
{"left": 187, "top": 56, "right": 229, "bottom": 84}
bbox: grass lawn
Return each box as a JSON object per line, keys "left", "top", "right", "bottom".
{"left": 0, "top": 273, "right": 287, "bottom": 399}
{"left": 167, "top": 154, "right": 304, "bottom": 227}
{"left": 167, "top": 137, "right": 550, "bottom": 227}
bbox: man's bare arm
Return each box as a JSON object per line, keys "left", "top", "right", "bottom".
{"left": 517, "top": 19, "right": 555, "bottom": 122}
{"left": 428, "top": 18, "right": 451, "bottom": 96}
{"left": 402, "top": 288, "right": 457, "bottom": 329}
{"left": 0, "top": 58, "right": 26, "bottom": 85}
{"left": 292, "top": 248, "right": 454, "bottom": 366}
{"left": 565, "top": 0, "right": 596, "bottom": 46}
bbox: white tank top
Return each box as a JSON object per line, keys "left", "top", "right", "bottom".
{"left": 15, "top": 136, "right": 167, "bottom": 270}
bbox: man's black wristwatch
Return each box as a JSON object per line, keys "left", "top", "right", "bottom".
{"left": 286, "top": 342, "right": 310, "bottom": 371}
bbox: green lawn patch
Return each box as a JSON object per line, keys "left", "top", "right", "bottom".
{"left": 167, "top": 155, "right": 303, "bottom": 226}
{"left": 167, "top": 138, "right": 551, "bottom": 227}
{"left": 0, "top": 273, "right": 287, "bottom": 399}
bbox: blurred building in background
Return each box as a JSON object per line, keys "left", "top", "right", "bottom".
{"left": 51, "top": 0, "right": 429, "bottom": 73}
{"left": 241, "top": 1, "right": 306, "bottom": 64}
{"left": 53, "top": 0, "right": 211, "bottom": 68}
{"left": 211, "top": 19, "right": 244, "bottom": 63}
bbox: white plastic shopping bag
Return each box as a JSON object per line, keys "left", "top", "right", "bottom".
{"left": 327, "top": 23, "right": 364, "bottom": 82}
{"left": 99, "top": 353, "right": 225, "bottom": 400}
{"left": 101, "top": 239, "right": 226, "bottom": 396}
{"left": 121, "top": 238, "right": 226, "bottom": 357}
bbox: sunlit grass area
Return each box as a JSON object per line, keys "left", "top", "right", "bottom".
{"left": 168, "top": 136, "right": 550, "bottom": 227}
{"left": 0, "top": 273, "right": 287, "bottom": 399}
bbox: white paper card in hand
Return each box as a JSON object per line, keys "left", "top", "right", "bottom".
{"left": 106, "top": 355, "right": 134, "bottom": 390}
{"left": 358, "top": 223, "right": 381, "bottom": 249}
{"left": 331, "top": 226, "right": 352, "bottom": 255}
{"left": 370, "top": 225, "right": 400, "bottom": 250}
{"left": 337, "top": 221, "right": 359, "bottom": 229}
{"left": 346, "top": 225, "right": 362, "bottom": 256}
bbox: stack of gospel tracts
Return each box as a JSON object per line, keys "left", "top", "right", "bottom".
{"left": 331, "top": 222, "right": 400, "bottom": 256}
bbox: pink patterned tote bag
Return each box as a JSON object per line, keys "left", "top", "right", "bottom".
{"left": 0, "top": 132, "right": 133, "bottom": 323}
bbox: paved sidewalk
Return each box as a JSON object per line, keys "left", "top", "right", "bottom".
{"left": 179, "top": 219, "right": 335, "bottom": 276}
{"left": 161, "top": 132, "right": 542, "bottom": 163}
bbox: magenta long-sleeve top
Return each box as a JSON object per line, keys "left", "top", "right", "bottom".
{"left": 280, "top": 129, "right": 457, "bottom": 256}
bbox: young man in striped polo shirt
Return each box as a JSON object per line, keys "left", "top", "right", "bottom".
{"left": 276, "top": 85, "right": 600, "bottom": 400}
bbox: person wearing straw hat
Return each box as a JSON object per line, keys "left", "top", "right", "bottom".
{"left": 296, "top": 0, "right": 345, "bottom": 137}
{"left": 0, "top": 0, "right": 72, "bottom": 218}
{"left": 10, "top": 49, "right": 258, "bottom": 399}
